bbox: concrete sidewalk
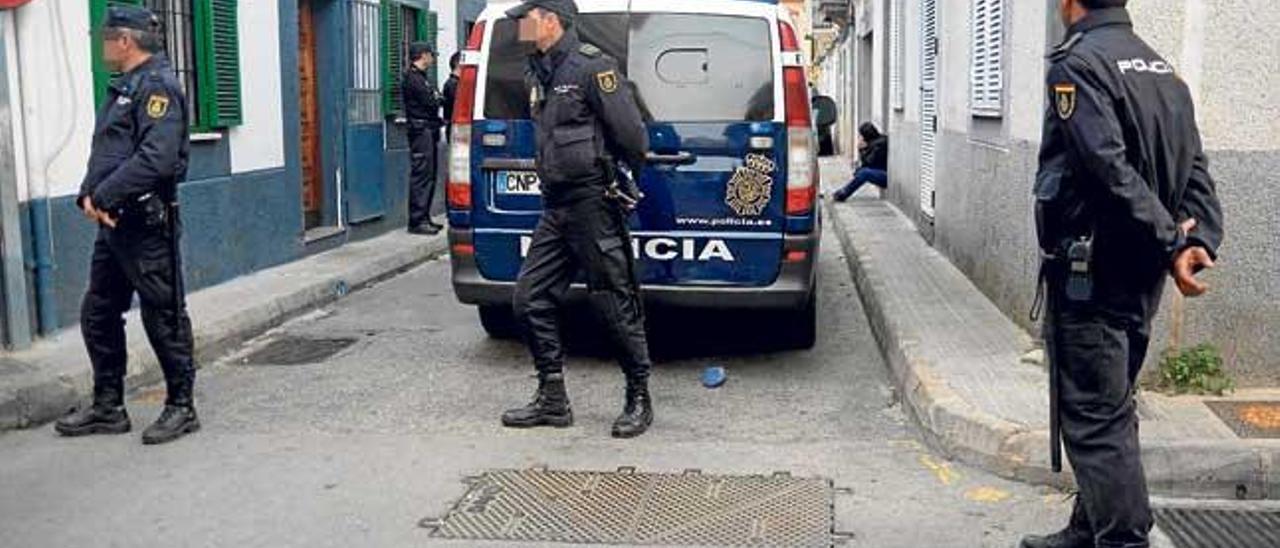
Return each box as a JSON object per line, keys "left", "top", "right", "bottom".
{"left": 822, "top": 157, "right": 1280, "bottom": 499}
{"left": 0, "top": 230, "right": 447, "bottom": 431}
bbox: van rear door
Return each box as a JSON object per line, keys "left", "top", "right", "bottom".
{"left": 470, "top": 4, "right": 786, "bottom": 287}
{"left": 625, "top": 7, "right": 785, "bottom": 286}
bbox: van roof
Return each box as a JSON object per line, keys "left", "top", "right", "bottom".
{"left": 482, "top": 0, "right": 789, "bottom": 23}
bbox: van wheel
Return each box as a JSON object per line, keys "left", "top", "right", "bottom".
{"left": 478, "top": 305, "right": 520, "bottom": 339}
{"left": 780, "top": 291, "right": 818, "bottom": 350}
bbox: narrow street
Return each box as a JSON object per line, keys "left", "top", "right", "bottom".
{"left": 0, "top": 226, "right": 1068, "bottom": 547}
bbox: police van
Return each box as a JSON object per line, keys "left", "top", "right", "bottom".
{"left": 447, "top": 0, "right": 832, "bottom": 349}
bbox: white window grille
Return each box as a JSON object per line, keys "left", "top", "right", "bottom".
{"left": 969, "top": 0, "right": 1004, "bottom": 117}
{"left": 349, "top": 0, "right": 382, "bottom": 123}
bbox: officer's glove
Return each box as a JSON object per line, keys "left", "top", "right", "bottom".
{"left": 606, "top": 167, "right": 644, "bottom": 211}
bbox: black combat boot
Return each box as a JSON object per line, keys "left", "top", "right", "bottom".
{"left": 1021, "top": 497, "right": 1094, "bottom": 548}
{"left": 141, "top": 405, "right": 200, "bottom": 445}
{"left": 610, "top": 379, "right": 653, "bottom": 439}
{"left": 55, "top": 403, "right": 132, "bottom": 437}
{"left": 502, "top": 373, "right": 574, "bottom": 428}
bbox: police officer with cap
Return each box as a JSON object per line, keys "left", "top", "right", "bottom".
{"left": 500, "top": 0, "right": 655, "bottom": 438}
{"left": 55, "top": 5, "right": 199, "bottom": 445}
{"left": 403, "top": 41, "right": 445, "bottom": 235}
{"left": 1025, "top": 1, "right": 1224, "bottom": 546}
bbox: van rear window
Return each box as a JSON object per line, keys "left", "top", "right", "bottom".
{"left": 483, "top": 15, "right": 629, "bottom": 120}
{"left": 483, "top": 13, "right": 774, "bottom": 123}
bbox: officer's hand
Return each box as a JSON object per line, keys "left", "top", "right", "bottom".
{"left": 80, "top": 197, "right": 99, "bottom": 221}
{"left": 96, "top": 210, "right": 118, "bottom": 229}
{"left": 1172, "top": 246, "right": 1214, "bottom": 297}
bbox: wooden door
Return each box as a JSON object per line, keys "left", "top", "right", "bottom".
{"left": 299, "top": 0, "right": 324, "bottom": 229}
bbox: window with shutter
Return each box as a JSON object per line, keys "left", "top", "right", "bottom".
{"left": 381, "top": 0, "right": 405, "bottom": 116}
{"left": 890, "top": 0, "right": 904, "bottom": 111}
{"left": 194, "top": 0, "right": 241, "bottom": 128}
{"left": 423, "top": 11, "right": 439, "bottom": 86}
{"left": 969, "top": 0, "right": 1004, "bottom": 117}
{"left": 90, "top": 0, "right": 242, "bottom": 129}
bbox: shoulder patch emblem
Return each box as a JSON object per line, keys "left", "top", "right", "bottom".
{"left": 1053, "top": 83, "right": 1076, "bottom": 120}
{"left": 146, "top": 94, "right": 170, "bottom": 119}
{"left": 579, "top": 43, "right": 601, "bottom": 57}
{"left": 596, "top": 70, "right": 619, "bottom": 94}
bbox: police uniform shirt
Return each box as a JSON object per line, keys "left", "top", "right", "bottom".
{"left": 527, "top": 31, "right": 648, "bottom": 206}
{"left": 1036, "top": 8, "right": 1224, "bottom": 297}
{"left": 79, "top": 54, "right": 190, "bottom": 216}
{"left": 403, "top": 65, "right": 443, "bottom": 128}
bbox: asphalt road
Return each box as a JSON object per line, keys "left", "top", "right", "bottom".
{"left": 0, "top": 228, "right": 1072, "bottom": 547}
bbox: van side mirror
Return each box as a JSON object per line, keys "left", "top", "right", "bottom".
{"left": 812, "top": 95, "right": 838, "bottom": 127}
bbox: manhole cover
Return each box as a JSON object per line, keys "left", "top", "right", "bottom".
{"left": 427, "top": 468, "right": 835, "bottom": 546}
{"left": 1155, "top": 507, "right": 1280, "bottom": 547}
{"left": 240, "top": 336, "right": 358, "bottom": 366}
{"left": 1205, "top": 401, "right": 1280, "bottom": 438}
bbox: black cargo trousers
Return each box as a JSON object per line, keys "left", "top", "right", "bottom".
{"left": 81, "top": 222, "right": 194, "bottom": 408}
{"left": 1044, "top": 271, "right": 1163, "bottom": 547}
{"left": 407, "top": 121, "right": 439, "bottom": 228}
{"left": 513, "top": 194, "right": 651, "bottom": 382}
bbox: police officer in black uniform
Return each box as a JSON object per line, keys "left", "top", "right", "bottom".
{"left": 1025, "top": 1, "right": 1224, "bottom": 546}
{"left": 403, "top": 42, "right": 445, "bottom": 235}
{"left": 55, "top": 6, "right": 199, "bottom": 445}
{"left": 500, "top": 0, "right": 655, "bottom": 438}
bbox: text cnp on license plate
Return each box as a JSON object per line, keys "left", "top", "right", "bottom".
{"left": 496, "top": 171, "right": 541, "bottom": 195}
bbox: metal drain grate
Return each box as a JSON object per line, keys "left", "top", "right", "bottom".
{"left": 426, "top": 468, "right": 836, "bottom": 546}
{"left": 1205, "top": 401, "right": 1280, "bottom": 439}
{"left": 239, "top": 336, "right": 358, "bottom": 366}
{"left": 1155, "top": 507, "right": 1280, "bottom": 547}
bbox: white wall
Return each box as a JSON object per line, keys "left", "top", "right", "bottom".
{"left": 228, "top": 0, "right": 285, "bottom": 174}
{"left": 14, "top": 0, "right": 97, "bottom": 200}
{"left": 436, "top": 0, "right": 460, "bottom": 85}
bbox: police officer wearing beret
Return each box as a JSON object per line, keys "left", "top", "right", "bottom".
{"left": 1025, "top": 1, "right": 1224, "bottom": 546}
{"left": 500, "top": 0, "right": 655, "bottom": 438}
{"left": 55, "top": 6, "right": 199, "bottom": 445}
{"left": 403, "top": 41, "right": 445, "bottom": 235}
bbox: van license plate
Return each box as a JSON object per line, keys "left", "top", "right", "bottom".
{"left": 496, "top": 171, "right": 541, "bottom": 195}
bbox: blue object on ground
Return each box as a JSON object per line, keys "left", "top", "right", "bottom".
{"left": 702, "top": 366, "right": 727, "bottom": 388}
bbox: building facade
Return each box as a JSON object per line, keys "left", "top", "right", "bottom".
{"left": 822, "top": 0, "right": 1280, "bottom": 385}
{"left": 0, "top": 0, "right": 481, "bottom": 349}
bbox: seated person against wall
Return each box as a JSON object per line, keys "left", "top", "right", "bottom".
{"left": 833, "top": 122, "right": 889, "bottom": 202}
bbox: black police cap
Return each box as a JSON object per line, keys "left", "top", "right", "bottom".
{"left": 408, "top": 41, "right": 435, "bottom": 59}
{"left": 103, "top": 5, "right": 161, "bottom": 32}
{"left": 505, "top": 0, "right": 578, "bottom": 22}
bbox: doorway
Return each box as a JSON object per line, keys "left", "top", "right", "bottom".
{"left": 299, "top": 0, "right": 324, "bottom": 230}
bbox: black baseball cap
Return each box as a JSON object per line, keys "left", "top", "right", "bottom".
{"left": 408, "top": 41, "right": 435, "bottom": 59}
{"left": 505, "top": 0, "right": 578, "bottom": 22}
{"left": 102, "top": 5, "right": 160, "bottom": 32}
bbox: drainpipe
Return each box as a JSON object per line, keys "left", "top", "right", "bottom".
{"left": 23, "top": 2, "right": 78, "bottom": 336}
{"left": 0, "top": 10, "right": 31, "bottom": 348}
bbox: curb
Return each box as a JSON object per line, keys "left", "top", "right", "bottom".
{"left": 0, "top": 233, "right": 447, "bottom": 431}
{"left": 827, "top": 199, "right": 1280, "bottom": 498}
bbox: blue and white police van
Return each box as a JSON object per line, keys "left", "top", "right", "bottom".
{"left": 447, "top": 0, "right": 832, "bottom": 349}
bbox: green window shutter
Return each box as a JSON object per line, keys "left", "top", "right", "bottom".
{"left": 195, "top": 0, "right": 242, "bottom": 128}
{"left": 423, "top": 11, "right": 439, "bottom": 86}
{"left": 381, "top": 1, "right": 405, "bottom": 116}
{"left": 89, "top": 0, "right": 144, "bottom": 107}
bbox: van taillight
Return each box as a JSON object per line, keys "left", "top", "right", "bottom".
{"left": 781, "top": 20, "right": 816, "bottom": 218}
{"left": 448, "top": 22, "right": 486, "bottom": 212}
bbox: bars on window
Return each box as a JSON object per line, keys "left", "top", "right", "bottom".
{"left": 350, "top": 0, "right": 383, "bottom": 123}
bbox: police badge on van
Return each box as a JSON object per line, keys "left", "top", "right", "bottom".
{"left": 725, "top": 153, "right": 776, "bottom": 217}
